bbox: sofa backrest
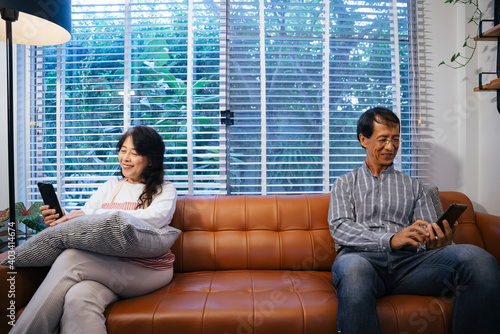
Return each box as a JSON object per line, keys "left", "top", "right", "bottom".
{"left": 170, "top": 191, "right": 486, "bottom": 273}
{"left": 170, "top": 194, "right": 336, "bottom": 273}
{"left": 439, "top": 191, "right": 485, "bottom": 249}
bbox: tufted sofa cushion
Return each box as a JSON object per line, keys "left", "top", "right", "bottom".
{"left": 105, "top": 270, "right": 338, "bottom": 333}
{"left": 170, "top": 194, "right": 336, "bottom": 273}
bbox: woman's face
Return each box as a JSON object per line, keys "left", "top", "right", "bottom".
{"left": 118, "top": 136, "right": 149, "bottom": 184}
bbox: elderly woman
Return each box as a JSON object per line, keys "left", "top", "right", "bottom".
{"left": 11, "top": 125, "right": 177, "bottom": 334}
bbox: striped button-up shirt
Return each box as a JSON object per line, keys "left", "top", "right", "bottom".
{"left": 328, "top": 162, "right": 437, "bottom": 252}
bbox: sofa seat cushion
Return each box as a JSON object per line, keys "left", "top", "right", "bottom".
{"left": 104, "top": 270, "right": 453, "bottom": 334}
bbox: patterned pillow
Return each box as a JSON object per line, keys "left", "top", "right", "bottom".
{"left": 0, "top": 212, "right": 181, "bottom": 267}
{"left": 428, "top": 186, "right": 444, "bottom": 218}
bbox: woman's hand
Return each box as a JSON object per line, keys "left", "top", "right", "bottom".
{"left": 40, "top": 205, "right": 64, "bottom": 226}
{"left": 41, "top": 205, "right": 85, "bottom": 227}
{"left": 49, "top": 210, "right": 86, "bottom": 227}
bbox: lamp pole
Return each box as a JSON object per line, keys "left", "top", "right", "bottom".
{"left": 1, "top": 8, "right": 19, "bottom": 246}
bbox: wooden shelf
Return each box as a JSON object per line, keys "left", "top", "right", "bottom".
{"left": 476, "top": 23, "right": 500, "bottom": 41}
{"left": 474, "top": 3, "right": 500, "bottom": 113}
{"left": 474, "top": 77, "right": 500, "bottom": 91}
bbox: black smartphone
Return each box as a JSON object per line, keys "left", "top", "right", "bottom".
{"left": 37, "top": 182, "right": 65, "bottom": 218}
{"left": 435, "top": 203, "right": 467, "bottom": 230}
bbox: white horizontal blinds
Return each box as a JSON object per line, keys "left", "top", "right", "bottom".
{"left": 228, "top": 0, "right": 423, "bottom": 195}
{"left": 128, "top": 0, "right": 189, "bottom": 190}
{"left": 128, "top": 0, "right": 223, "bottom": 195}
{"left": 329, "top": 1, "right": 390, "bottom": 180}
{"left": 226, "top": 0, "right": 262, "bottom": 194}
{"left": 28, "top": 1, "right": 126, "bottom": 209}
{"left": 328, "top": 0, "right": 421, "bottom": 184}
{"left": 28, "top": 0, "right": 226, "bottom": 207}
{"left": 397, "top": 0, "right": 427, "bottom": 178}
{"left": 26, "top": 0, "right": 425, "bottom": 201}
{"left": 30, "top": 48, "right": 59, "bottom": 199}
{"left": 265, "top": 1, "right": 326, "bottom": 195}
{"left": 63, "top": 1, "right": 127, "bottom": 201}
{"left": 191, "top": 0, "right": 224, "bottom": 194}
{"left": 228, "top": 0, "right": 326, "bottom": 195}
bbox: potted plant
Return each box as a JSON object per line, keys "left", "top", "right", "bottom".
{"left": 0, "top": 202, "right": 46, "bottom": 252}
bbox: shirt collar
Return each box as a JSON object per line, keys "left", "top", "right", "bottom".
{"left": 361, "top": 161, "right": 395, "bottom": 179}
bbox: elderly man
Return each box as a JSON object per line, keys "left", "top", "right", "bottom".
{"left": 328, "top": 107, "right": 500, "bottom": 334}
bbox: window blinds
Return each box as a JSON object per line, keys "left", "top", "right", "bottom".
{"left": 26, "top": 0, "right": 426, "bottom": 207}
{"left": 227, "top": 0, "right": 424, "bottom": 195}
{"left": 28, "top": 0, "right": 225, "bottom": 208}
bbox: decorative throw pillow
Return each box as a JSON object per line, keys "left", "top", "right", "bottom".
{"left": 0, "top": 212, "right": 181, "bottom": 267}
{"left": 428, "top": 186, "right": 444, "bottom": 218}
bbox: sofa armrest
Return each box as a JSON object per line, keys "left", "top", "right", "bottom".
{"left": 476, "top": 211, "right": 500, "bottom": 265}
{"left": 0, "top": 263, "right": 49, "bottom": 333}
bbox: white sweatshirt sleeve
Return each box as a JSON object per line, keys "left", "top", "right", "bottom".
{"left": 124, "top": 182, "right": 177, "bottom": 228}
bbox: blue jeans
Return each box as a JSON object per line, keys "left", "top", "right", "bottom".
{"left": 331, "top": 244, "right": 500, "bottom": 334}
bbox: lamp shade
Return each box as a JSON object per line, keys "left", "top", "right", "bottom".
{"left": 0, "top": 0, "right": 71, "bottom": 46}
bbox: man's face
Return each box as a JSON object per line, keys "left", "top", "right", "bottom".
{"left": 359, "top": 117, "right": 400, "bottom": 173}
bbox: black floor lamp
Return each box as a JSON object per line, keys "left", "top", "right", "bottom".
{"left": 0, "top": 0, "right": 71, "bottom": 245}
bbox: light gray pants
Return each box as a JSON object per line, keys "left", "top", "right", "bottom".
{"left": 10, "top": 249, "right": 174, "bottom": 334}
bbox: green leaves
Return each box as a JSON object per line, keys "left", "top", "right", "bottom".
{"left": 451, "top": 52, "right": 461, "bottom": 62}
{"left": 439, "top": 52, "right": 463, "bottom": 67}
{"left": 0, "top": 202, "right": 46, "bottom": 231}
{"left": 440, "top": 0, "right": 481, "bottom": 69}
{"left": 21, "top": 216, "right": 47, "bottom": 232}
{"left": 16, "top": 202, "right": 43, "bottom": 223}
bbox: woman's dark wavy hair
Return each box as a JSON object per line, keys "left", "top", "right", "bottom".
{"left": 357, "top": 107, "right": 400, "bottom": 145}
{"left": 117, "top": 125, "right": 165, "bottom": 208}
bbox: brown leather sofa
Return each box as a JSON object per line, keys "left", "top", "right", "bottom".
{"left": 1, "top": 191, "right": 499, "bottom": 334}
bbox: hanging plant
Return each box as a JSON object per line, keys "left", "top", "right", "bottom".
{"left": 439, "top": 0, "right": 482, "bottom": 69}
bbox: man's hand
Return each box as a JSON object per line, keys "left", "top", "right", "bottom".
{"left": 390, "top": 219, "right": 457, "bottom": 251}
{"left": 425, "top": 220, "right": 457, "bottom": 250}
{"left": 390, "top": 220, "right": 431, "bottom": 250}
